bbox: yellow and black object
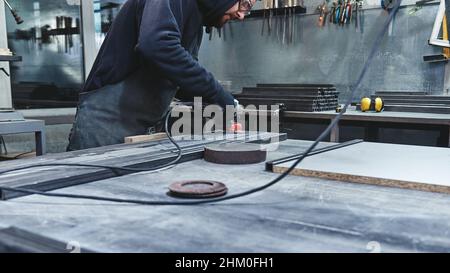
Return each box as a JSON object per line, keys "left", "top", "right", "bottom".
{"left": 360, "top": 97, "right": 372, "bottom": 112}
{"left": 373, "top": 97, "right": 385, "bottom": 112}
{"left": 359, "top": 97, "right": 385, "bottom": 112}
{"left": 335, "top": 104, "right": 344, "bottom": 113}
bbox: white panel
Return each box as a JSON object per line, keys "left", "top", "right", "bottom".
{"left": 0, "top": 0, "right": 12, "bottom": 109}
{"left": 81, "top": 0, "right": 97, "bottom": 79}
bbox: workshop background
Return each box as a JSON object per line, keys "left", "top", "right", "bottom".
{"left": 0, "top": 0, "right": 447, "bottom": 154}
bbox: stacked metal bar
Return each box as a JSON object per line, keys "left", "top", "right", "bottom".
{"left": 371, "top": 91, "right": 450, "bottom": 114}
{"left": 235, "top": 84, "right": 339, "bottom": 112}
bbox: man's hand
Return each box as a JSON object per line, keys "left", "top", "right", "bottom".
{"left": 228, "top": 99, "right": 244, "bottom": 133}
{"left": 234, "top": 99, "right": 243, "bottom": 112}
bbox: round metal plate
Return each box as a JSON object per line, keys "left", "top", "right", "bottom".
{"left": 204, "top": 143, "right": 267, "bottom": 165}
{"left": 168, "top": 180, "right": 228, "bottom": 199}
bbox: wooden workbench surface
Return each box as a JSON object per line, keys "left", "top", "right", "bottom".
{"left": 0, "top": 139, "right": 450, "bottom": 253}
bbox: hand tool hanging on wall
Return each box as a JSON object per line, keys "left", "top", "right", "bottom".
{"left": 330, "top": 1, "right": 336, "bottom": 24}
{"left": 344, "top": 0, "right": 352, "bottom": 24}
{"left": 292, "top": 0, "right": 302, "bottom": 44}
{"left": 223, "top": 24, "right": 227, "bottom": 41}
{"left": 258, "top": 0, "right": 305, "bottom": 43}
{"left": 275, "top": 0, "right": 280, "bottom": 43}
{"left": 290, "top": 0, "right": 296, "bottom": 43}
{"left": 382, "top": 0, "right": 398, "bottom": 36}
{"left": 317, "top": 1, "right": 329, "bottom": 27}
{"left": 339, "top": 0, "right": 347, "bottom": 25}
{"left": 269, "top": 0, "right": 275, "bottom": 34}
{"left": 358, "top": 0, "right": 364, "bottom": 33}
{"left": 261, "top": 0, "right": 276, "bottom": 37}
{"left": 207, "top": 26, "right": 213, "bottom": 40}
{"left": 261, "top": 0, "right": 268, "bottom": 35}
{"left": 287, "top": 0, "right": 292, "bottom": 43}
{"left": 319, "top": 0, "right": 364, "bottom": 29}
{"left": 2, "top": 0, "right": 24, "bottom": 24}
{"left": 267, "top": 0, "right": 273, "bottom": 35}
{"left": 227, "top": 21, "right": 234, "bottom": 39}
{"left": 334, "top": 1, "right": 341, "bottom": 24}
{"left": 282, "top": 0, "right": 288, "bottom": 44}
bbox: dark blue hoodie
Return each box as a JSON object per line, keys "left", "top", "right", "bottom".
{"left": 83, "top": 0, "right": 238, "bottom": 108}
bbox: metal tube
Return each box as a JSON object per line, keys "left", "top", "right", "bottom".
{"left": 2, "top": 0, "right": 13, "bottom": 11}
{"left": 2, "top": 0, "right": 23, "bottom": 24}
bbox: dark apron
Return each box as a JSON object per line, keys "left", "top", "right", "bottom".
{"left": 67, "top": 67, "right": 177, "bottom": 151}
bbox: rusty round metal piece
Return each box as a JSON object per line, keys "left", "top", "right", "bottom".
{"left": 168, "top": 180, "right": 228, "bottom": 199}
{"left": 204, "top": 143, "right": 267, "bottom": 165}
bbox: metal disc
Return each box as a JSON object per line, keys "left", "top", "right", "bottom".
{"left": 168, "top": 180, "right": 228, "bottom": 199}
{"left": 204, "top": 143, "right": 267, "bottom": 165}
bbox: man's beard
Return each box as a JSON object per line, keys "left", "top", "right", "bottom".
{"left": 212, "top": 15, "right": 231, "bottom": 28}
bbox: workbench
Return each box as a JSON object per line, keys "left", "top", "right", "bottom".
{"left": 283, "top": 109, "right": 450, "bottom": 147}
{"left": 0, "top": 56, "right": 46, "bottom": 155}
{"left": 0, "top": 138, "right": 449, "bottom": 252}
{"left": 0, "top": 119, "right": 46, "bottom": 156}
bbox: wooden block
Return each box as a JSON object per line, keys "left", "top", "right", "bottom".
{"left": 0, "top": 152, "right": 36, "bottom": 161}
{"left": 124, "top": 133, "right": 167, "bottom": 144}
{"left": 0, "top": 48, "right": 12, "bottom": 56}
{"left": 273, "top": 142, "right": 450, "bottom": 194}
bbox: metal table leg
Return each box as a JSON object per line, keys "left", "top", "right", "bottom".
{"left": 35, "top": 128, "right": 46, "bottom": 156}
{"left": 330, "top": 120, "right": 340, "bottom": 143}
{"left": 365, "top": 124, "right": 380, "bottom": 142}
{"left": 448, "top": 125, "right": 450, "bottom": 148}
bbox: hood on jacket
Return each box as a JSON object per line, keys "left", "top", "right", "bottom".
{"left": 197, "top": 0, "right": 239, "bottom": 26}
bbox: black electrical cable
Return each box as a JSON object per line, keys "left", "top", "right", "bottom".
{"left": 0, "top": 110, "right": 183, "bottom": 176}
{"left": 0, "top": 1, "right": 401, "bottom": 205}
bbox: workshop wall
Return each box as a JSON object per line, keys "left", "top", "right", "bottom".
{"left": 199, "top": 4, "right": 446, "bottom": 101}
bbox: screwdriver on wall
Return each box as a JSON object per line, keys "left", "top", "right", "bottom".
{"left": 282, "top": 0, "right": 287, "bottom": 44}
{"left": 261, "top": 0, "right": 267, "bottom": 35}
{"left": 289, "top": 0, "right": 293, "bottom": 44}
{"left": 269, "top": 0, "right": 274, "bottom": 34}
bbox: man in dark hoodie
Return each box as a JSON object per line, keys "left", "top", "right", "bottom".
{"left": 67, "top": 0, "right": 255, "bottom": 151}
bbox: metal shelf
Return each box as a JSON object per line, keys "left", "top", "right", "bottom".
{"left": 246, "top": 6, "right": 307, "bottom": 18}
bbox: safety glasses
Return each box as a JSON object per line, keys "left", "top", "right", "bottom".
{"left": 238, "top": 0, "right": 255, "bottom": 14}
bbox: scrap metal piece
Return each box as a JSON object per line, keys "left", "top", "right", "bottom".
{"left": 168, "top": 180, "right": 228, "bottom": 199}
{"left": 204, "top": 143, "right": 267, "bottom": 165}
